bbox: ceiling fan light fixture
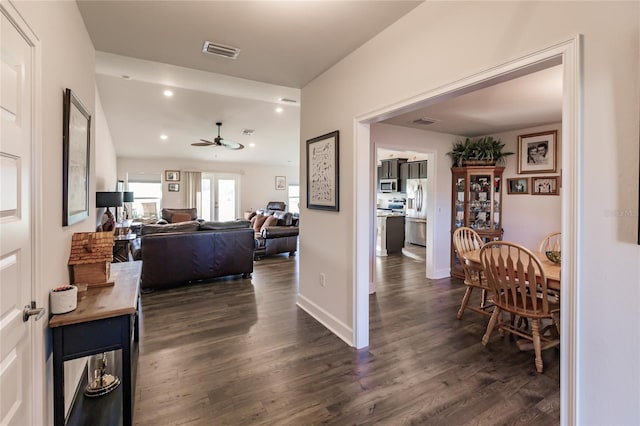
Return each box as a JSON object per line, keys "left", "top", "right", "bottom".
{"left": 202, "top": 41, "right": 240, "bottom": 59}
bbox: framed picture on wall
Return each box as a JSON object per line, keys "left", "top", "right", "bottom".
{"left": 165, "top": 170, "right": 180, "bottom": 181}
{"left": 306, "top": 130, "right": 339, "bottom": 211}
{"left": 531, "top": 176, "right": 559, "bottom": 195}
{"left": 168, "top": 183, "right": 180, "bottom": 192}
{"left": 275, "top": 176, "right": 286, "bottom": 190}
{"left": 507, "top": 177, "right": 529, "bottom": 194}
{"left": 517, "top": 130, "right": 558, "bottom": 174}
{"left": 62, "top": 88, "right": 91, "bottom": 226}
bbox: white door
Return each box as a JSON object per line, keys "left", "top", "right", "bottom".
{"left": 1, "top": 5, "right": 39, "bottom": 425}
{"left": 215, "top": 177, "right": 237, "bottom": 221}
{"left": 201, "top": 173, "right": 239, "bottom": 221}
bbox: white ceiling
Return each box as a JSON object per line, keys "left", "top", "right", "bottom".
{"left": 78, "top": 1, "right": 562, "bottom": 167}
{"left": 380, "top": 65, "right": 563, "bottom": 137}
{"left": 78, "top": 0, "right": 423, "bottom": 166}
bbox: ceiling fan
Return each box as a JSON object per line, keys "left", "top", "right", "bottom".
{"left": 191, "top": 121, "right": 244, "bottom": 150}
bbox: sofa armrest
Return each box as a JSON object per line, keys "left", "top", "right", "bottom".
{"left": 261, "top": 226, "right": 299, "bottom": 239}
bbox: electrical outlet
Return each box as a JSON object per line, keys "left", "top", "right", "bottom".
{"left": 319, "top": 272, "right": 326, "bottom": 287}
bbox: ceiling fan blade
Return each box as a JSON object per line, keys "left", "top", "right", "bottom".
{"left": 191, "top": 139, "right": 217, "bottom": 147}
{"left": 219, "top": 138, "right": 244, "bottom": 150}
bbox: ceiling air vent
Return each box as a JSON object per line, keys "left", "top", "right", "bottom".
{"left": 279, "top": 98, "right": 298, "bottom": 104}
{"left": 412, "top": 117, "right": 438, "bottom": 126}
{"left": 242, "top": 129, "right": 255, "bottom": 136}
{"left": 202, "top": 41, "right": 240, "bottom": 59}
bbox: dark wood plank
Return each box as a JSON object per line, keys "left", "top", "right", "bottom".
{"left": 134, "top": 248, "right": 559, "bottom": 425}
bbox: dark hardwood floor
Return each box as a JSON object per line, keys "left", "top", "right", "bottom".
{"left": 134, "top": 247, "right": 559, "bottom": 425}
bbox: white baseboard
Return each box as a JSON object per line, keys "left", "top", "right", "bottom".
{"left": 433, "top": 268, "right": 451, "bottom": 279}
{"left": 296, "top": 294, "right": 353, "bottom": 346}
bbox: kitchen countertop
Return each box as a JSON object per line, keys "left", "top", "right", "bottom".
{"left": 377, "top": 209, "right": 405, "bottom": 217}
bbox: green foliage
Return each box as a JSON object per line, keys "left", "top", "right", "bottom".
{"left": 446, "top": 136, "right": 514, "bottom": 167}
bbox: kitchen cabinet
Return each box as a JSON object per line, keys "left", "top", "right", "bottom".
{"left": 379, "top": 158, "right": 407, "bottom": 179}
{"left": 408, "top": 160, "right": 428, "bottom": 179}
{"left": 450, "top": 166, "right": 504, "bottom": 278}
{"left": 399, "top": 162, "right": 409, "bottom": 193}
{"left": 376, "top": 213, "right": 405, "bottom": 256}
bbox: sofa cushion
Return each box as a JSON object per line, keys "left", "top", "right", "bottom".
{"left": 199, "top": 220, "right": 251, "bottom": 231}
{"left": 171, "top": 212, "right": 193, "bottom": 223}
{"left": 247, "top": 211, "right": 257, "bottom": 221}
{"left": 252, "top": 214, "right": 270, "bottom": 232}
{"left": 161, "top": 208, "right": 198, "bottom": 223}
{"left": 261, "top": 215, "right": 278, "bottom": 231}
{"left": 141, "top": 220, "right": 200, "bottom": 235}
{"left": 273, "top": 211, "right": 293, "bottom": 226}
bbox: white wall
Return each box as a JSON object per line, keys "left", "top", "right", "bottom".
{"left": 117, "top": 157, "right": 298, "bottom": 213}
{"left": 13, "top": 1, "right": 118, "bottom": 422}
{"left": 299, "top": 2, "right": 639, "bottom": 424}
{"left": 497, "top": 123, "right": 562, "bottom": 249}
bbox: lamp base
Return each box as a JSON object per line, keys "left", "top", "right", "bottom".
{"left": 84, "top": 374, "right": 120, "bottom": 397}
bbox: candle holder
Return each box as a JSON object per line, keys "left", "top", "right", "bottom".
{"left": 84, "top": 351, "right": 120, "bottom": 397}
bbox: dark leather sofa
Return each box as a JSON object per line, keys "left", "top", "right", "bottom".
{"left": 251, "top": 202, "right": 299, "bottom": 260}
{"left": 133, "top": 220, "right": 254, "bottom": 290}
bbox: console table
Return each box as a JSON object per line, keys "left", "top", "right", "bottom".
{"left": 49, "top": 261, "right": 141, "bottom": 426}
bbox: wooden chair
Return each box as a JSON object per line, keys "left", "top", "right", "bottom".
{"left": 480, "top": 241, "right": 560, "bottom": 373}
{"left": 452, "top": 227, "right": 492, "bottom": 319}
{"left": 538, "top": 231, "right": 561, "bottom": 252}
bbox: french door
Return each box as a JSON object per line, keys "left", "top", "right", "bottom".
{"left": 201, "top": 173, "right": 240, "bottom": 221}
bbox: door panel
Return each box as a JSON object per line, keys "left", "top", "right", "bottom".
{"left": 0, "top": 8, "right": 34, "bottom": 426}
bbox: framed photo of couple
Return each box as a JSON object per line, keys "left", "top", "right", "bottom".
{"left": 517, "top": 130, "right": 557, "bottom": 174}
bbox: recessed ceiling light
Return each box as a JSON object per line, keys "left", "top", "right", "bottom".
{"left": 249, "top": 143, "right": 256, "bottom": 148}
{"left": 160, "top": 134, "right": 168, "bottom": 140}
{"left": 163, "top": 90, "right": 173, "bottom": 97}
{"left": 275, "top": 107, "right": 283, "bottom": 113}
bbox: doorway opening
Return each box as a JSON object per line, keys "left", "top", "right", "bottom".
{"left": 201, "top": 172, "right": 241, "bottom": 221}
{"left": 354, "top": 37, "right": 581, "bottom": 424}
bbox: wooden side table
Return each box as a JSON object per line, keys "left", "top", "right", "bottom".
{"left": 49, "top": 261, "right": 141, "bottom": 426}
{"left": 113, "top": 233, "right": 137, "bottom": 262}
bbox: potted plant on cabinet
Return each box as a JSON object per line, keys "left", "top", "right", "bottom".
{"left": 447, "top": 136, "right": 513, "bottom": 167}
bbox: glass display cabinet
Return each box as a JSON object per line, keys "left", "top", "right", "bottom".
{"left": 450, "top": 166, "right": 504, "bottom": 278}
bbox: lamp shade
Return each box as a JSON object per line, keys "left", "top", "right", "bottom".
{"left": 96, "top": 191, "right": 123, "bottom": 208}
{"left": 122, "top": 191, "right": 134, "bottom": 203}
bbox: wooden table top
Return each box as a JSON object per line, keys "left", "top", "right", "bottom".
{"left": 49, "top": 261, "right": 141, "bottom": 328}
{"left": 464, "top": 248, "right": 561, "bottom": 291}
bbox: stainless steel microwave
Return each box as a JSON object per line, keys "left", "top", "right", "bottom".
{"left": 379, "top": 179, "right": 398, "bottom": 193}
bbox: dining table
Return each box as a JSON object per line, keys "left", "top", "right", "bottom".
{"left": 464, "top": 246, "right": 562, "bottom": 345}
{"left": 464, "top": 247, "right": 561, "bottom": 291}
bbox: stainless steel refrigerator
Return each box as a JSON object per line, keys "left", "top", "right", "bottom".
{"left": 405, "top": 178, "right": 427, "bottom": 246}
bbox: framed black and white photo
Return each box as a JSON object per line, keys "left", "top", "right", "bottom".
{"left": 531, "top": 176, "right": 559, "bottom": 195}
{"left": 165, "top": 170, "right": 180, "bottom": 181}
{"left": 517, "top": 130, "right": 558, "bottom": 174}
{"left": 507, "top": 177, "right": 529, "bottom": 194}
{"left": 168, "top": 183, "right": 180, "bottom": 192}
{"left": 306, "top": 130, "right": 339, "bottom": 211}
{"left": 63, "top": 88, "right": 91, "bottom": 226}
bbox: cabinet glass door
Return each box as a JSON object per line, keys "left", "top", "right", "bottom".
{"left": 468, "top": 174, "right": 493, "bottom": 230}
{"left": 454, "top": 176, "right": 465, "bottom": 229}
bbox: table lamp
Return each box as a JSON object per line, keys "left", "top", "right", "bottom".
{"left": 122, "top": 191, "right": 134, "bottom": 220}
{"left": 96, "top": 191, "right": 123, "bottom": 232}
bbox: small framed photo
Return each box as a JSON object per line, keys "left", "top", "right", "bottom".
{"left": 518, "top": 130, "right": 557, "bottom": 174}
{"left": 531, "top": 176, "right": 559, "bottom": 195}
{"left": 275, "top": 176, "right": 286, "bottom": 190}
{"left": 507, "top": 178, "right": 529, "bottom": 194}
{"left": 165, "top": 170, "right": 180, "bottom": 181}
{"left": 167, "top": 183, "right": 180, "bottom": 192}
